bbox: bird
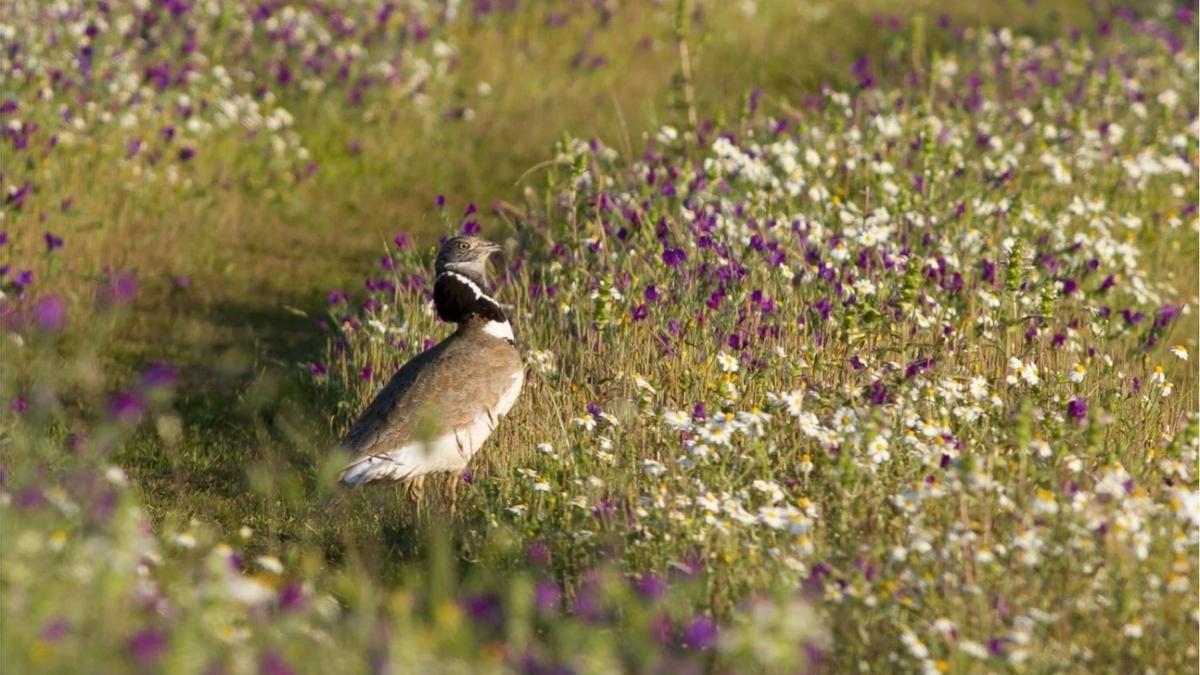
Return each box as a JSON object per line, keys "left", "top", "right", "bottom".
{"left": 338, "top": 235, "right": 524, "bottom": 492}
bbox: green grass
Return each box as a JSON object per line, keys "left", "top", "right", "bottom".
{"left": 2, "top": 0, "right": 1197, "bottom": 672}
{"left": 39, "top": 0, "right": 1102, "bottom": 543}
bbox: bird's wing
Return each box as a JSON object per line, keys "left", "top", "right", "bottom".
{"left": 341, "top": 330, "right": 523, "bottom": 461}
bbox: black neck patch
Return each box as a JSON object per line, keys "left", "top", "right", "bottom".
{"left": 433, "top": 272, "right": 508, "bottom": 324}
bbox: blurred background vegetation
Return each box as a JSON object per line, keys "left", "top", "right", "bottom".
{"left": 2, "top": 0, "right": 1196, "bottom": 672}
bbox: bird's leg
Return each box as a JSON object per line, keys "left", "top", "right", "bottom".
{"left": 447, "top": 472, "right": 461, "bottom": 515}
{"left": 413, "top": 475, "right": 426, "bottom": 515}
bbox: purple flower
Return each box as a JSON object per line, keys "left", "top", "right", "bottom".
{"left": 359, "top": 366, "right": 373, "bottom": 381}
{"left": 682, "top": 615, "right": 718, "bottom": 650}
{"left": 393, "top": 233, "right": 410, "bottom": 250}
{"left": 461, "top": 467, "right": 474, "bottom": 484}
{"left": 905, "top": 357, "right": 934, "bottom": 379}
{"left": 812, "top": 298, "right": 831, "bottom": 321}
{"left": 1067, "top": 397, "right": 1087, "bottom": 423}
{"left": 126, "top": 628, "right": 167, "bottom": 668}
{"left": 178, "top": 146, "right": 195, "bottom": 161}
{"left": 644, "top": 285, "right": 660, "bottom": 302}
{"left": 259, "top": 651, "right": 296, "bottom": 675}
{"left": 108, "top": 392, "right": 146, "bottom": 425}
{"left": 278, "top": 583, "right": 307, "bottom": 613}
{"left": 634, "top": 573, "right": 666, "bottom": 601}
{"left": 14, "top": 269, "right": 33, "bottom": 287}
{"left": 631, "top": 304, "right": 648, "bottom": 321}
{"left": 307, "top": 363, "right": 327, "bottom": 378}
{"left": 461, "top": 593, "right": 504, "bottom": 626}
{"left": 43, "top": 231, "right": 64, "bottom": 252}
{"left": 1156, "top": 304, "right": 1179, "bottom": 328}
{"left": 327, "top": 290, "right": 347, "bottom": 305}
{"left": 661, "top": 247, "right": 687, "bottom": 267}
{"left": 98, "top": 271, "right": 138, "bottom": 306}
{"left": 10, "top": 396, "right": 27, "bottom": 414}
{"left": 533, "top": 581, "right": 560, "bottom": 612}
{"left": 15, "top": 486, "right": 45, "bottom": 509}
{"left": 35, "top": 295, "right": 66, "bottom": 331}
{"left": 141, "top": 363, "right": 179, "bottom": 389}
{"left": 40, "top": 618, "right": 70, "bottom": 642}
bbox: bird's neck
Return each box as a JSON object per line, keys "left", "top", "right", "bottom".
{"left": 440, "top": 263, "right": 487, "bottom": 289}
{"left": 433, "top": 270, "right": 510, "bottom": 328}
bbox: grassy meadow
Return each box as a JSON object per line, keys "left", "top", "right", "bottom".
{"left": 2, "top": 1, "right": 1198, "bottom": 673}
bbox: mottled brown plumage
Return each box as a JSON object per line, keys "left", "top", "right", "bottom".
{"left": 342, "top": 318, "right": 521, "bottom": 455}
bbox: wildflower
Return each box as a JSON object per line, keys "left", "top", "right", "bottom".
{"left": 259, "top": 651, "right": 296, "bottom": 675}
{"left": 1066, "top": 397, "right": 1088, "bottom": 423}
{"left": 758, "top": 506, "right": 790, "bottom": 529}
{"left": 866, "top": 435, "right": 890, "bottom": 465}
{"left": 832, "top": 407, "right": 858, "bottom": 433}
{"left": 779, "top": 389, "right": 805, "bottom": 416}
{"left": 682, "top": 616, "right": 718, "bottom": 650}
{"left": 573, "top": 414, "right": 597, "bottom": 431}
{"left": 105, "top": 466, "right": 129, "bottom": 487}
{"left": 534, "top": 582, "right": 561, "bottom": 612}
{"left": 661, "top": 247, "right": 687, "bottom": 267}
{"left": 1032, "top": 489, "right": 1058, "bottom": 516}
{"left": 35, "top": 295, "right": 66, "bottom": 332}
{"left": 635, "top": 574, "right": 667, "bottom": 600}
{"left": 108, "top": 392, "right": 146, "bottom": 425}
{"left": 642, "top": 459, "right": 667, "bottom": 477}
{"left": 633, "top": 375, "right": 656, "bottom": 394}
{"left": 43, "top": 232, "right": 64, "bottom": 252}
{"left": 960, "top": 640, "right": 988, "bottom": 659}
{"left": 799, "top": 454, "right": 814, "bottom": 476}
{"left": 1169, "top": 345, "right": 1188, "bottom": 361}
{"left": 126, "top": 629, "right": 167, "bottom": 668}
{"left": 663, "top": 410, "right": 692, "bottom": 431}
{"left": 1006, "top": 358, "right": 1040, "bottom": 386}
{"left": 716, "top": 352, "right": 740, "bottom": 373}
{"left": 255, "top": 555, "right": 284, "bottom": 574}
{"left": 1069, "top": 363, "right": 1086, "bottom": 384}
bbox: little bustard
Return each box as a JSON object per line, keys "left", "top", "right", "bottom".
{"left": 338, "top": 236, "right": 524, "bottom": 489}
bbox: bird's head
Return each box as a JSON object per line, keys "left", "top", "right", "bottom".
{"left": 434, "top": 236, "right": 503, "bottom": 287}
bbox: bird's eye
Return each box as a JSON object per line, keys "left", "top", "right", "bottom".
{"left": 455, "top": 241, "right": 471, "bottom": 251}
